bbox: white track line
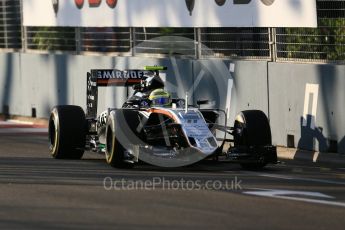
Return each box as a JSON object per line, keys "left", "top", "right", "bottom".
{"left": 256, "top": 173, "right": 345, "bottom": 186}
{"left": 244, "top": 188, "right": 345, "bottom": 208}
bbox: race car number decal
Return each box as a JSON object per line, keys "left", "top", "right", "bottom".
{"left": 176, "top": 110, "right": 217, "bottom": 151}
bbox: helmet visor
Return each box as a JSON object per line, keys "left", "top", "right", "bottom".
{"left": 152, "top": 97, "right": 171, "bottom": 106}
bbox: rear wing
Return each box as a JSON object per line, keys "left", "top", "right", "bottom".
{"left": 86, "top": 66, "right": 167, "bottom": 118}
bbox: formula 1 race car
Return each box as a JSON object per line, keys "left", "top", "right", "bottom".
{"left": 48, "top": 66, "right": 277, "bottom": 169}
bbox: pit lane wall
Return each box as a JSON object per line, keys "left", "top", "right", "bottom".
{"left": 0, "top": 52, "right": 344, "bottom": 154}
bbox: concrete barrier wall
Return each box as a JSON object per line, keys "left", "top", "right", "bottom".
{"left": 1, "top": 52, "right": 344, "bottom": 153}
{"left": 0, "top": 53, "right": 21, "bottom": 116}
{"left": 0, "top": 53, "right": 269, "bottom": 120}
{"left": 0, "top": 53, "right": 195, "bottom": 118}
{"left": 269, "top": 62, "right": 345, "bottom": 153}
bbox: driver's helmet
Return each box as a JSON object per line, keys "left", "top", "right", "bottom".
{"left": 149, "top": 88, "right": 171, "bottom": 107}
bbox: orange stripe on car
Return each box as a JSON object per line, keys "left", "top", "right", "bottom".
{"left": 147, "top": 108, "right": 178, "bottom": 122}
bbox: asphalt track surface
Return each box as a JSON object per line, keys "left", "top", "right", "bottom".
{"left": 0, "top": 123, "right": 344, "bottom": 229}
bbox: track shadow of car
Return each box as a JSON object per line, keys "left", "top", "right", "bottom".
{"left": 112, "top": 158, "right": 280, "bottom": 173}
{"left": 0, "top": 154, "right": 278, "bottom": 184}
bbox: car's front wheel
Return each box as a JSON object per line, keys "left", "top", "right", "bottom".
{"left": 105, "top": 111, "right": 133, "bottom": 168}
{"left": 233, "top": 110, "right": 272, "bottom": 170}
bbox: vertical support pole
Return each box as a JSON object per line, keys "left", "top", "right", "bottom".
{"left": 196, "top": 27, "right": 202, "bottom": 59}
{"left": 22, "top": 27, "right": 27, "bottom": 51}
{"left": 75, "top": 27, "right": 82, "bottom": 54}
{"left": 269, "top": 27, "right": 277, "bottom": 62}
{"left": 194, "top": 28, "right": 198, "bottom": 59}
{"left": 130, "top": 27, "right": 136, "bottom": 56}
{"left": 266, "top": 27, "right": 277, "bottom": 121}
{"left": 20, "top": 0, "right": 27, "bottom": 51}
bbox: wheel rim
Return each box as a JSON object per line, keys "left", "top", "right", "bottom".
{"left": 234, "top": 118, "right": 245, "bottom": 146}
{"left": 48, "top": 113, "right": 58, "bottom": 154}
{"left": 106, "top": 127, "right": 113, "bottom": 162}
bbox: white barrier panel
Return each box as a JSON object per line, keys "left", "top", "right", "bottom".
{"left": 23, "top": 0, "right": 317, "bottom": 28}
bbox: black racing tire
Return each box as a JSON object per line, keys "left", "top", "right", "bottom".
{"left": 49, "top": 105, "right": 86, "bottom": 159}
{"left": 105, "top": 110, "right": 134, "bottom": 168}
{"left": 233, "top": 110, "right": 271, "bottom": 170}
{"left": 234, "top": 110, "right": 272, "bottom": 147}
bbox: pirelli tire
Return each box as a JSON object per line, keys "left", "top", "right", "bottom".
{"left": 105, "top": 110, "right": 135, "bottom": 168}
{"left": 49, "top": 105, "right": 86, "bottom": 159}
{"left": 233, "top": 110, "right": 272, "bottom": 170}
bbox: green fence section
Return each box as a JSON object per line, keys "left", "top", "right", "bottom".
{"left": 276, "top": 0, "right": 345, "bottom": 62}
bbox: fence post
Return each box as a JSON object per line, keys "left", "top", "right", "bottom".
{"left": 269, "top": 27, "right": 277, "bottom": 62}
{"left": 194, "top": 28, "right": 202, "bottom": 59}
{"left": 21, "top": 26, "right": 27, "bottom": 52}
{"left": 75, "top": 27, "right": 82, "bottom": 54}
{"left": 130, "top": 27, "right": 136, "bottom": 56}
{"left": 19, "top": 0, "right": 26, "bottom": 52}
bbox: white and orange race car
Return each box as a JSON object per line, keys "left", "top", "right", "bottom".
{"left": 48, "top": 66, "right": 277, "bottom": 169}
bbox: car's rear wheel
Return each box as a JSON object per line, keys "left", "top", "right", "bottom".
{"left": 233, "top": 110, "right": 272, "bottom": 170}
{"left": 49, "top": 105, "right": 86, "bottom": 159}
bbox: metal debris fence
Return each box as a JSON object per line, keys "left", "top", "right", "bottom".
{"left": 1, "top": 0, "right": 344, "bottom": 63}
